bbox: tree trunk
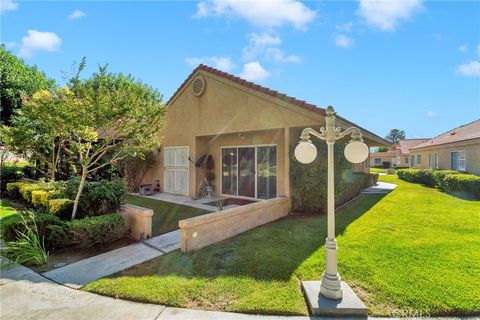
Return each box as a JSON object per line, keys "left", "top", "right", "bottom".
{"left": 71, "top": 166, "right": 88, "bottom": 220}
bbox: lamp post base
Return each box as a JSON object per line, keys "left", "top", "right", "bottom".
{"left": 302, "top": 281, "right": 367, "bottom": 317}
{"left": 320, "top": 272, "right": 343, "bottom": 300}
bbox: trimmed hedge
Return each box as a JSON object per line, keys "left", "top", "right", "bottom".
{"left": 48, "top": 199, "right": 74, "bottom": 220}
{"left": 19, "top": 183, "right": 56, "bottom": 204}
{"left": 397, "top": 169, "right": 479, "bottom": 199}
{"left": 61, "top": 178, "right": 126, "bottom": 217}
{"left": 6, "top": 182, "right": 33, "bottom": 200}
{"left": 31, "top": 190, "right": 49, "bottom": 208}
{"left": 1, "top": 165, "right": 24, "bottom": 195}
{"left": 2, "top": 212, "right": 126, "bottom": 251}
{"left": 290, "top": 141, "right": 376, "bottom": 213}
{"left": 441, "top": 174, "right": 480, "bottom": 198}
{"left": 65, "top": 214, "right": 127, "bottom": 249}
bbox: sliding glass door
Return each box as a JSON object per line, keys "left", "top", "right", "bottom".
{"left": 221, "top": 145, "right": 277, "bottom": 199}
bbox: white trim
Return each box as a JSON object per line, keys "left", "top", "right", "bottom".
{"left": 220, "top": 144, "right": 277, "bottom": 200}
{"left": 450, "top": 150, "right": 466, "bottom": 171}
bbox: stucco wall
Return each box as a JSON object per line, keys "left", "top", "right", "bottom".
{"left": 409, "top": 138, "right": 480, "bottom": 174}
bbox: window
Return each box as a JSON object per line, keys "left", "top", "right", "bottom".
{"left": 434, "top": 153, "right": 439, "bottom": 169}
{"left": 405, "top": 157, "right": 409, "bottom": 164}
{"left": 416, "top": 155, "right": 422, "bottom": 164}
{"left": 428, "top": 153, "right": 432, "bottom": 169}
{"left": 411, "top": 155, "right": 415, "bottom": 167}
{"left": 374, "top": 158, "right": 382, "bottom": 165}
{"left": 451, "top": 151, "right": 466, "bottom": 171}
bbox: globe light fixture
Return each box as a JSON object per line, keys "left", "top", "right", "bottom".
{"left": 294, "top": 140, "right": 317, "bottom": 164}
{"left": 344, "top": 140, "right": 369, "bottom": 163}
{"left": 295, "top": 106, "right": 370, "bottom": 302}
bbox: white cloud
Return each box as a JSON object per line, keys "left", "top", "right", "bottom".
{"left": 193, "top": 0, "right": 316, "bottom": 30}
{"left": 242, "top": 32, "right": 301, "bottom": 63}
{"left": 357, "top": 0, "right": 422, "bottom": 31}
{"left": 427, "top": 111, "right": 436, "bottom": 118}
{"left": 185, "top": 56, "right": 235, "bottom": 72}
{"left": 69, "top": 9, "right": 85, "bottom": 19}
{"left": 458, "top": 44, "right": 468, "bottom": 54}
{"left": 0, "top": 0, "right": 18, "bottom": 13}
{"left": 335, "top": 34, "right": 354, "bottom": 48}
{"left": 240, "top": 61, "right": 270, "bottom": 82}
{"left": 457, "top": 61, "right": 480, "bottom": 77}
{"left": 19, "top": 30, "right": 61, "bottom": 58}
{"left": 336, "top": 21, "right": 353, "bottom": 32}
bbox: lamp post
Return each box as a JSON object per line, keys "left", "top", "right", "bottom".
{"left": 294, "top": 106, "right": 369, "bottom": 300}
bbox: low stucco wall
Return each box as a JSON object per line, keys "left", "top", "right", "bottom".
{"left": 120, "top": 204, "right": 153, "bottom": 241}
{"left": 179, "top": 197, "right": 291, "bottom": 252}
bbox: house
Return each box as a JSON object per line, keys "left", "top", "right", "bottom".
{"left": 142, "top": 64, "right": 389, "bottom": 199}
{"left": 369, "top": 139, "right": 429, "bottom": 168}
{"left": 409, "top": 120, "right": 480, "bottom": 174}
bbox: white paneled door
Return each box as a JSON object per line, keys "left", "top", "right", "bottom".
{"left": 164, "top": 147, "right": 189, "bottom": 195}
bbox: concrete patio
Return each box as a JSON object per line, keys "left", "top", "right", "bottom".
{"left": 135, "top": 192, "right": 222, "bottom": 211}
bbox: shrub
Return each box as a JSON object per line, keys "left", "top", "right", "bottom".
{"left": 65, "top": 214, "right": 126, "bottom": 248}
{"left": 62, "top": 178, "right": 127, "bottom": 217}
{"left": 440, "top": 174, "right": 480, "bottom": 199}
{"left": 48, "top": 199, "right": 74, "bottom": 220}
{"left": 0, "top": 165, "right": 24, "bottom": 195}
{"left": 31, "top": 190, "right": 49, "bottom": 208}
{"left": 0, "top": 212, "right": 49, "bottom": 268}
{"left": 2, "top": 212, "right": 68, "bottom": 250}
{"left": 6, "top": 181, "right": 33, "bottom": 200}
{"left": 291, "top": 142, "right": 370, "bottom": 213}
{"left": 397, "top": 169, "right": 435, "bottom": 186}
{"left": 432, "top": 170, "right": 460, "bottom": 189}
{"left": 19, "top": 183, "right": 57, "bottom": 204}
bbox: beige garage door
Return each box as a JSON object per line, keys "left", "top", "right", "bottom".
{"left": 164, "top": 147, "right": 189, "bottom": 195}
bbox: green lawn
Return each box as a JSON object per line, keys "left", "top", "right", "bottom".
{"left": 370, "top": 167, "right": 387, "bottom": 173}
{"left": 0, "top": 199, "right": 17, "bottom": 219}
{"left": 124, "top": 195, "right": 211, "bottom": 236}
{"left": 86, "top": 176, "right": 480, "bottom": 316}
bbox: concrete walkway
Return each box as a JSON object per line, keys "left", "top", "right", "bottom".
{"left": 42, "top": 230, "right": 180, "bottom": 288}
{"left": 362, "top": 182, "right": 397, "bottom": 194}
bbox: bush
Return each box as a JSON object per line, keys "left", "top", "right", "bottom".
{"left": 440, "top": 174, "right": 480, "bottom": 199}
{"left": 48, "top": 199, "right": 74, "bottom": 220}
{"left": 291, "top": 142, "right": 371, "bottom": 213}
{"left": 19, "top": 183, "right": 57, "bottom": 205}
{"left": 31, "top": 190, "right": 49, "bottom": 208}
{"left": 2, "top": 212, "right": 68, "bottom": 250}
{"left": 396, "top": 169, "right": 435, "bottom": 186}
{"left": 432, "top": 170, "right": 460, "bottom": 189}
{"left": 1, "top": 165, "right": 24, "bottom": 195}
{"left": 62, "top": 178, "right": 126, "bottom": 217}
{"left": 22, "top": 165, "right": 44, "bottom": 180}
{"left": 65, "top": 213, "right": 126, "bottom": 248}
{"left": 6, "top": 181, "right": 33, "bottom": 200}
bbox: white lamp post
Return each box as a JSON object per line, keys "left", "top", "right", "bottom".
{"left": 295, "top": 106, "right": 369, "bottom": 300}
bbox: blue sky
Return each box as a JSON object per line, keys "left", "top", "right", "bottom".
{"left": 1, "top": 0, "right": 479, "bottom": 139}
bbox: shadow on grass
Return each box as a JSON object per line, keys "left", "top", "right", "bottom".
{"left": 126, "top": 193, "right": 386, "bottom": 282}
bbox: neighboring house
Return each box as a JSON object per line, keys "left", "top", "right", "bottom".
{"left": 369, "top": 139, "right": 429, "bottom": 168}
{"left": 409, "top": 120, "right": 480, "bottom": 174}
{"left": 142, "top": 64, "right": 389, "bottom": 198}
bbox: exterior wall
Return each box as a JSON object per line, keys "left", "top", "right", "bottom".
{"left": 369, "top": 152, "right": 395, "bottom": 167}
{"left": 179, "top": 197, "right": 290, "bottom": 252}
{"left": 119, "top": 204, "right": 153, "bottom": 240}
{"left": 409, "top": 138, "right": 480, "bottom": 174}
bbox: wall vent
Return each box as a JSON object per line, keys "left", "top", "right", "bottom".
{"left": 192, "top": 76, "right": 206, "bottom": 97}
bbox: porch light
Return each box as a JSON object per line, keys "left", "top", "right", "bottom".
{"left": 294, "top": 106, "right": 368, "bottom": 302}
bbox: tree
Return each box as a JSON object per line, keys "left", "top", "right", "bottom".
{"left": 385, "top": 129, "right": 405, "bottom": 145}
{"left": 0, "top": 46, "right": 54, "bottom": 126}
{"left": 2, "top": 89, "right": 71, "bottom": 180}
{"left": 66, "top": 65, "right": 166, "bottom": 219}
{"left": 376, "top": 146, "right": 389, "bottom": 152}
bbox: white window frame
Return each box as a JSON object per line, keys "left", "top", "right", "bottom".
{"left": 428, "top": 153, "right": 432, "bottom": 169}
{"left": 374, "top": 158, "right": 382, "bottom": 165}
{"left": 451, "top": 150, "right": 466, "bottom": 171}
{"left": 220, "top": 144, "right": 277, "bottom": 200}
{"left": 434, "top": 153, "right": 439, "bottom": 169}
{"left": 405, "top": 156, "right": 409, "bottom": 164}
{"left": 416, "top": 154, "right": 422, "bottom": 165}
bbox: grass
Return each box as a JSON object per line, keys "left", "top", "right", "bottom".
{"left": 370, "top": 167, "right": 387, "bottom": 173}
{"left": 86, "top": 176, "right": 480, "bottom": 317}
{"left": 0, "top": 199, "right": 17, "bottom": 219}
{"left": 124, "top": 195, "right": 211, "bottom": 236}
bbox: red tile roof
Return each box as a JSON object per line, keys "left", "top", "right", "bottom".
{"left": 167, "top": 64, "right": 389, "bottom": 145}
{"left": 411, "top": 119, "right": 480, "bottom": 150}
{"left": 389, "top": 139, "right": 430, "bottom": 154}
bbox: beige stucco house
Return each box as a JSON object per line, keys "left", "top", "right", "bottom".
{"left": 409, "top": 120, "right": 480, "bottom": 175}
{"left": 369, "top": 139, "right": 428, "bottom": 168}
{"left": 142, "top": 65, "right": 389, "bottom": 199}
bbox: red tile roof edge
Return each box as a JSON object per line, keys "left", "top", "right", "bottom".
{"left": 167, "top": 64, "right": 389, "bottom": 145}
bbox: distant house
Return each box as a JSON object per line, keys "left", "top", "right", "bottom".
{"left": 409, "top": 120, "right": 480, "bottom": 175}
{"left": 369, "top": 139, "right": 429, "bottom": 168}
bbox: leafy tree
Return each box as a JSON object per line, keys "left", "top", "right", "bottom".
{"left": 376, "top": 146, "right": 389, "bottom": 152}
{"left": 385, "top": 129, "right": 405, "bottom": 145}
{"left": 66, "top": 64, "right": 166, "bottom": 219}
{"left": 0, "top": 45, "right": 54, "bottom": 126}
{"left": 2, "top": 89, "right": 71, "bottom": 180}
